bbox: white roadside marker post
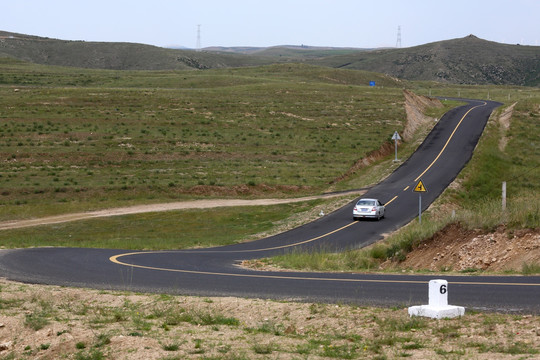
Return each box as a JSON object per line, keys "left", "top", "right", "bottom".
{"left": 408, "top": 279, "right": 465, "bottom": 319}
{"left": 392, "top": 131, "right": 401, "bottom": 162}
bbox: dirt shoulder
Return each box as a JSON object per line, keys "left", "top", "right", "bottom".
{"left": 0, "top": 278, "right": 538, "bottom": 360}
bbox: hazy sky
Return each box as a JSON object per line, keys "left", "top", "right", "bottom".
{"left": 3, "top": 0, "right": 539, "bottom": 49}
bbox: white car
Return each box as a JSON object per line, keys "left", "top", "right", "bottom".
{"left": 353, "top": 198, "right": 385, "bottom": 221}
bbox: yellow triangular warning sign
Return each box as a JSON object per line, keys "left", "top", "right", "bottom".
{"left": 414, "top": 180, "right": 427, "bottom": 192}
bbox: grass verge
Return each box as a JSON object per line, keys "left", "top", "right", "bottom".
{"left": 0, "top": 199, "right": 336, "bottom": 250}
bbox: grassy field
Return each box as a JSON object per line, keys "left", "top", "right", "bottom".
{"left": 1, "top": 60, "right": 404, "bottom": 223}
{"left": 0, "top": 200, "right": 332, "bottom": 250}
{"left": 0, "top": 60, "right": 408, "bottom": 250}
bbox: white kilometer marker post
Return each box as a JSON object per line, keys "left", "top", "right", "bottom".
{"left": 408, "top": 279, "right": 465, "bottom": 319}
{"left": 392, "top": 131, "right": 401, "bottom": 162}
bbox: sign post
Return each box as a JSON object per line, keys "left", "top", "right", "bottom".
{"left": 413, "top": 179, "right": 427, "bottom": 224}
{"left": 391, "top": 131, "right": 401, "bottom": 162}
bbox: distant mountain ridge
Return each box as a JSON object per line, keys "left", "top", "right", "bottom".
{"left": 1, "top": 31, "right": 538, "bottom": 86}
{"left": 0, "top": 30, "right": 269, "bottom": 70}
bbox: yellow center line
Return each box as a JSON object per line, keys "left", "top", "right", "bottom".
{"left": 111, "top": 220, "right": 360, "bottom": 260}
{"left": 414, "top": 102, "right": 486, "bottom": 182}
{"left": 385, "top": 195, "right": 398, "bottom": 206}
{"left": 403, "top": 186, "right": 410, "bottom": 191}
{"left": 234, "top": 220, "right": 360, "bottom": 253}
{"left": 108, "top": 254, "right": 540, "bottom": 286}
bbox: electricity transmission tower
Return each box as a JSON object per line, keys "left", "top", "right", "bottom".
{"left": 196, "top": 24, "right": 201, "bottom": 51}
{"left": 396, "top": 26, "right": 402, "bottom": 48}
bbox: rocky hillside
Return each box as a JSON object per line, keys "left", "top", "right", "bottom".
{"left": 313, "top": 35, "right": 540, "bottom": 86}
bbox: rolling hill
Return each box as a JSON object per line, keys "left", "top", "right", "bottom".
{"left": 1, "top": 31, "right": 538, "bottom": 86}
{"left": 310, "top": 35, "right": 540, "bottom": 86}
{"left": 0, "top": 31, "right": 270, "bottom": 70}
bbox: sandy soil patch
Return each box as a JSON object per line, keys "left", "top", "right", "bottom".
{"left": 0, "top": 278, "right": 538, "bottom": 359}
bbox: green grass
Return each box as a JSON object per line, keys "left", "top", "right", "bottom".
{"left": 162, "top": 343, "right": 180, "bottom": 351}
{"left": 0, "top": 200, "right": 329, "bottom": 249}
{"left": 522, "top": 262, "right": 540, "bottom": 275}
{"left": 252, "top": 343, "right": 275, "bottom": 354}
{"left": 75, "top": 349, "right": 105, "bottom": 360}
{"left": 23, "top": 296, "right": 56, "bottom": 330}
{"left": 24, "top": 311, "right": 50, "bottom": 331}
{"left": 447, "top": 99, "right": 539, "bottom": 220}
{"left": 0, "top": 60, "right": 405, "bottom": 222}
{"left": 0, "top": 297, "right": 23, "bottom": 310}
{"left": 245, "top": 320, "right": 285, "bottom": 336}
{"left": 0, "top": 59, "right": 410, "bottom": 251}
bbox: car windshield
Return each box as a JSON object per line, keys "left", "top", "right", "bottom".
{"left": 357, "top": 200, "right": 375, "bottom": 206}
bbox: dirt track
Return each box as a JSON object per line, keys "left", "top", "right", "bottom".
{"left": 0, "top": 190, "right": 365, "bottom": 231}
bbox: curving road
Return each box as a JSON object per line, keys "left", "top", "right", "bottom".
{"left": 1, "top": 99, "right": 539, "bottom": 313}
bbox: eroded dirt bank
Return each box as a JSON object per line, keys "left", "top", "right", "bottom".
{"left": 382, "top": 223, "right": 540, "bottom": 273}
{"left": 331, "top": 90, "right": 442, "bottom": 184}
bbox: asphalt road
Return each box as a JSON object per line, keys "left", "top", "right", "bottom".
{"left": 1, "top": 98, "right": 539, "bottom": 313}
